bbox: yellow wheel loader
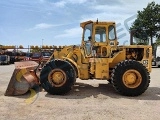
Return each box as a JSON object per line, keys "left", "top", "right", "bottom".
{"left": 5, "top": 20, "right": 152, "bottom": 96}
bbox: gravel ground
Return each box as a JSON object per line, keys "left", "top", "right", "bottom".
{"left": 0, "top": 64, "right": 160, "bottom": 120}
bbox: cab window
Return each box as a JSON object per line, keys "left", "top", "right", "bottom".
{"left": 108, "top": 25, "right": 116, "bottom": 40}
{"left": 84, "top": 23, "right": 92, "bottom": 41}
{"left": 95, "top": 27, "right": 106, "bottom": 42}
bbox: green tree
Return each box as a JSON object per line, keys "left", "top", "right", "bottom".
{"left": 130, "top": 1, "right": 160, "bottom": 46}
{"left": 155, "top": 38, "right": 160, "bottom": 45}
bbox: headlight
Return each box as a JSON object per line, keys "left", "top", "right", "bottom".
{"left": 143, "top": 60, "right": 148, "bottom": 65}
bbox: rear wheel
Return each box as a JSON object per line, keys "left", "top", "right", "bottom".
{"left": 111, "top": 60, "right": 150, "bottom": 96}
{"left": 40, "top": 59, "right": 76, "bottom": 95}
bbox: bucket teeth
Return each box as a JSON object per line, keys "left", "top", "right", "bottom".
{"left": 5, "top": 61, "right": 39, "bottom": 96}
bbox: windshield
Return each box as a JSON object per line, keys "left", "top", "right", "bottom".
{"left": 42, "top": 52, "right": 51, "bottom": 57}
{"left": 26, "top": 53, "right": 32, "bottom": 57}
{"left": 0, "top": 55, "right": 6, "bottom": 61}
{"left": 32, "top": 53, "right": 41, "bottom": 58}
{"left": 84, "top": 23, "right": 92, "bottom": 41}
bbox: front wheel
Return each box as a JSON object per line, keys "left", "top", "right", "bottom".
{"left": 40, "top": 59, "right": 76, "bottom": 95}
{"left": 111, "top": 60, "right": 150, "bottom": 96}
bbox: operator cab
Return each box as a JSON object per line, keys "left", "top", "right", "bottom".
{"left": 81, "top": 20, "right": 118, "bottom": 58}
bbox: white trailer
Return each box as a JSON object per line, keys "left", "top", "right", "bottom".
{"left": 0, "top": 55, "right": 10, "bottom": 65}
{"left": 152, "top": 45, "right": 160, "bottom": 67}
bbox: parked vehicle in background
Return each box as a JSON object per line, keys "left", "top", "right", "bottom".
{"left": 10, "top": 56, "right": 16, "bottom": 64}
{"left": 15, "top": 52, "right": 26, "bottom": 62}
{"left": 23, "top": 53, "right": 33, "bottom": 61}
{"left": 31, "top": 52, "right": 51, "bottom": 63}
{"left": 41, "top": 51, "right": 51, "bottom": 62}
{"left": 5, "top": 51, "right": 26, "bottom": 62}
{"left": 0, "top": 55, "right": 10, "bottom": 65}
{"left": 31, "top": 52, "right": 41, "bottom": 63}
{"left": 152, "top": 45, "right": 160, "bottom": 67}
{"left": 5, "top": 51, "right": 16, "bottom": 64}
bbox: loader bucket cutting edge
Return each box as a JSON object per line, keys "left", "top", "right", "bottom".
{"left": 5, "top": 61, "right": 39, "bottom": 96}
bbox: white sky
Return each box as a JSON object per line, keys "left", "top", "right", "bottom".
{"left": 0, "top": 0, "right": 159, "bottom": 47}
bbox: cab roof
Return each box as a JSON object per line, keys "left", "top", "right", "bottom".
{"left": 80, "top": 20, "right": 115, "bottom": 28}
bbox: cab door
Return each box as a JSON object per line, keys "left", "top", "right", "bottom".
{"left": 82, "top": 23, "right": 93, "bottom": 57}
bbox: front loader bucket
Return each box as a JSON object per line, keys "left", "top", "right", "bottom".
{"left": 5, "top": 61, "right": 39, "bottom": 96}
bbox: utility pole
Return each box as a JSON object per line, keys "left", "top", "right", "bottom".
{"left": 41, "top": 39, "right": 44, "bottom": 52}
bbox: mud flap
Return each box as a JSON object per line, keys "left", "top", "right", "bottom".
{"left": 5, "top": 61, "right": 39, "bottom": 96}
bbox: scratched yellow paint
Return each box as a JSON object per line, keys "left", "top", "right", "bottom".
{"left": 16, "top": 69, "right": 27, "bottom": 82}
{"left": 25, "top": 89, "right": 38, "bottom": 104}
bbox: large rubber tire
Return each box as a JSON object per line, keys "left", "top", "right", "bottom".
{"left": 111, "top": 60, "right": 150, "bottom": 96}
{"left": 40, "top": 59, "right": 76, "bottom": 95}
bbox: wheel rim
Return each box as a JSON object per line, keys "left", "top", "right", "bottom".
{"left": 48, "top": 69, "right": 66, "bottom": 87}
{"left": 122, "top": 69, "right": 142, "bottom": 88}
